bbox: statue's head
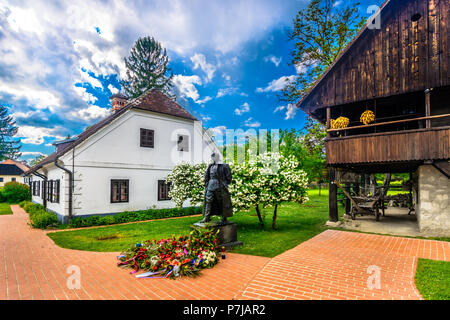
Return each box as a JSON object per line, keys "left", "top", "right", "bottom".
{"left": 211, "top": 152, "right": 220, "bottom": 164}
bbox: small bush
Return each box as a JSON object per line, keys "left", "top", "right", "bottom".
{"left": 1, "top": 182, "right": 31, "bottom": 203}
{"left": 68, "top": 206, "right": 202, "bottom": 229}
{"left": 20, "top": 201, "right": 59, "bottom": 229}
{"left": 30, "top": 211, "right": 59, "bottom": 229}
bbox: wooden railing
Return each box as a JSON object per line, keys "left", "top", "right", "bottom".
{"left": 326, "top": 114, "right": 450, "bottom": 133}
{"left": 326, "top": 127, "right": 450, "bottom": 164}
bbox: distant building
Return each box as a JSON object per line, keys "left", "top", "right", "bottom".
{"left": 0, "top": 160, "right": 29, "bottom": 186}
{"left": 25, "top": 89, "right": 219, "bottom": 223}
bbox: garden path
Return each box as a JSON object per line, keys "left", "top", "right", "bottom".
{"left": 2, "top": 205, "right": 449, "bottom": 300}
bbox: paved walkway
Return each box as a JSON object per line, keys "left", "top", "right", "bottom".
{"left": 1, "top": 205, "right": 449, "bottom": 300}
{"left": 240, "top": 230, "right": 450, "bottom": 300}
{"left": 0, "top": 205, "right": 269, "bottom": 300}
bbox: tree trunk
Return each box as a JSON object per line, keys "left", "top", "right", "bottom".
{"left": 272, "top": 204, "right": 278, "bottom": 229}
{"left": 255, "top": 205, "right": 264, "bottom": 225}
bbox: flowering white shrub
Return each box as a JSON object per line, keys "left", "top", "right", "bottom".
{"left": 166, "top": 162, "right": 207, "bottom": 207}
{"left": 166, "top": 153, "right": 309, "bottom": 229}
{"left": 229, "top": 152, "right": 309, "bottom": 228}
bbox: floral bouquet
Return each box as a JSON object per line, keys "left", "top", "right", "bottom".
{"left": 117, "top": 227, "right": 220, "bottom": 279}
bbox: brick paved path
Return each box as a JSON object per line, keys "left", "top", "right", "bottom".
{"left": 0, "top": 205, "right": 269, "bottom": 300}
{"left": 240, "top": 230, "right": 450, "bottom": 300}
{"left": 1, "top": 205, "right": 449, "bottom": 300}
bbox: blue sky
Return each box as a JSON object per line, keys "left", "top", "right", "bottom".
{"left": 0, "top": 0, "right": 382, "bottom": 161}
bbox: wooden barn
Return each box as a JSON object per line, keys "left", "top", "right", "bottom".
{"left": 296, "top": 0, "right": 450, "bottom": 236}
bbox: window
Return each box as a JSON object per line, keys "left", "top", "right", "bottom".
{"left": 158, "top": 180, "right": 171, "bottom": 201}
{"left": 11, "top": 177, "right": 16, "bottom": 182}
{"left": 47, "top": 180, "right": 53, "bottom": 202}
{"left": 111, "top": 180, "right": 129, "bottom": 203}
{"left": 32, "top": 181, "right": 40, "bottom": 197}
{"left": 177, "top": 135, "right": 189, "bottom": 152}
{"left": 0, "top": 177, "right": 4, "bottom": 182}
{"left": 52, "top": 180, "right": 60, "bottom": 203}
{"left": 37, "top": 181, "right": 40, "bottom": 197}
{"left": 140, "top": 128, "right": 154, "bottom": 148}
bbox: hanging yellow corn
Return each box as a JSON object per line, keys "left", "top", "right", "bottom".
{"left": 331, "top": 117, "right": 349, "bottom": 129}
{"left": 360, "top": 110, "right": 375, "bottom": 125}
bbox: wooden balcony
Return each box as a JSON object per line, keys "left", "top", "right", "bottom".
{"left": 326, "top": 127, "right": 450, "bottom": 165}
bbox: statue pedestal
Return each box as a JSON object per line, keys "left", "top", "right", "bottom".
{"left": 192, "top": 221, "right": 243, "bottom": 248}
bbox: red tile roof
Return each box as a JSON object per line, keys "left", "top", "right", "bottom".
{"left": 25, "top": 89, "right": 197, "bottom": 174}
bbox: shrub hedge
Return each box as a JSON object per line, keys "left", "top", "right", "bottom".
{"left": 2, "top": 182, "right": 31, "bottom": 203}
{"left": 19, "top": 201, "right": 202, "bottom": 229}
{"left": 20, "top": 201, "right": 59, "bottom": 229}
{"left": 68, "top": 206, "right": 202, "bottom": 228}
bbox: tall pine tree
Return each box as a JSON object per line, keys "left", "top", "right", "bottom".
{"left": 120, "top": 36, "right": 174, "bottom": 99}
{"left": 0, "top": 105, "right": 21, "bottom": 160}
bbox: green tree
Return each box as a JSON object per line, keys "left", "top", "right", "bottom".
{"left": 29, "top": 154, "right": 46, "bottom": 167}
{"left": 0, "top": 105, "right": 21, "bottom": 160}
{"left": 120, "top": 36, "right": 174, "bottom": 99}
{"left": 281, "top": 0, "right": 365, "bottom": 103}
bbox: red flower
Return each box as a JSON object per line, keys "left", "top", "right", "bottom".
{"left": 152, "top": 266, "right": 158, "bottom": 271}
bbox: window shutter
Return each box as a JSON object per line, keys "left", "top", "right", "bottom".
{"left": 140, "top": 128, "right": 154, "bottom": 148}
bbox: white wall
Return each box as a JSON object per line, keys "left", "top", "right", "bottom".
{"left": 32, "top": 109, "right": 218, "bottom": 219}
{"left": 72, "top": 166, "right": 178, "bottom": 216}
{"left": 416, "top": 165, "right": 450, "bottom": 237}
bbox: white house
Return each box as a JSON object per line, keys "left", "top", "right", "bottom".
{"left": 25, "top": 89, "right": 219, "bottom": 223}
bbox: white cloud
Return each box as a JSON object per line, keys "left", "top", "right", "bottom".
{"left": 256, "top": 75, "right": 296, "bottom": 93}
{"left": 172, "top": 74, "right": 202, "bottom": 102}
{"left": 17, "top": 125, "right": 65, "bottom": 145}
{"left": 70, "top": 105, "right": 109, "bottom": 121}
{"left": 285, "top": 104, "right": 298, "bottom": 120}
{"left": 0, "top": 83, "right": 61, "bottom": 112}
{"left": 196, "top": 96, "right": 212, "bottom": 105}
{"left": 0, "top": 0, "right": 305, "bottom": 148}
{"left": 78, "top": 69, "right": 103, "bottom": 89}
{"left": 243, "top": 117, "right": 261, "bottom": 128}
{"left": 274, "top": 105, "right": 286, "bottom": 113}
{"left": 264, "top": 55, "right": 282, "bottom": 67}
{"left": 73, "top": 86, "right": 98, "bottom": 104}
{"left": 107, "top": 84, "right": 119, "bottom": 94}
{"left": 208, "top": 125, "right": 227, "bottom": 136}
{"left": 191, "top": 53, "right": 216, "bottom": 82}
{"left": 234, "top": 102, "right": 250, "bottom": 116}
{"left": 216, "top": 87, "right": 236, "bottom": 98}
{"left": 200, "top": 114, "right": 212, "bottom": 122}
{"left": 20, "top": 151, "right": 45, "bottom": 156}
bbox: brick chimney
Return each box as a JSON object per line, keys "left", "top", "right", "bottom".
{"left": 110, "top": 93, "right": 128, "bottom": 113}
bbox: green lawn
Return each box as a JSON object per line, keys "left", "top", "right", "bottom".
{"left": 415, "top": 258, "right": 450, "bottom": 300}
{"left": 47, "top": 189, "right": 337, "bottom": 257}
{"left": 0, "top": 203, "right": 13, "bottom": 215}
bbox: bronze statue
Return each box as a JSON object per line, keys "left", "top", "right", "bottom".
{"left": 200, "top": 153, "right": 233, "bottom": 224}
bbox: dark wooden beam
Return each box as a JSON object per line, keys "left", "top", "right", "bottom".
{"left": 425, "top": 89, "right": 431, "bottom": 128}
{"left": 345, "top": 183, "right": 351, "bottom": 215}
{"left": 329, "top": 168, "right": 338, "bottom": 222}
{"left": 326, "top": 107, "right": 331, "bottom": 138}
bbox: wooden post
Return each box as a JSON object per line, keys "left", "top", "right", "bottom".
{"left": 345, "top": 183, "right": 351, "bottom": 215}
{"left": 425, "top": 89, "right": 431, "bottom": 128}
{"left": 329, "top": 167, "right": 338, "bottom": 222}
{"left": 326, "top": 107, "right": 331, "bottom": 138}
